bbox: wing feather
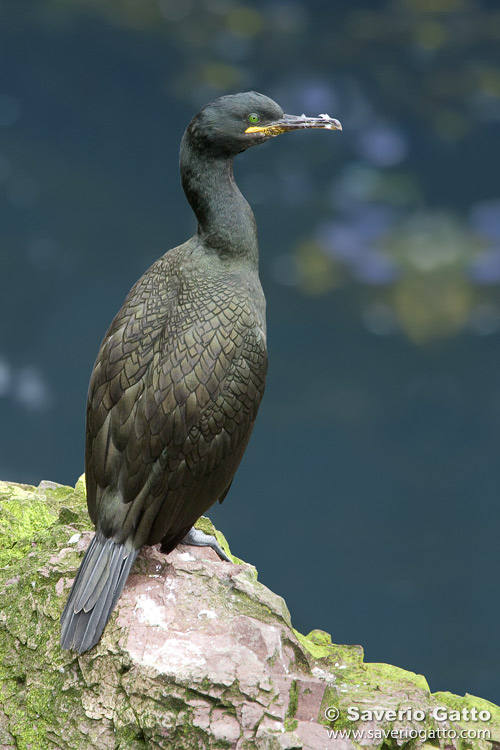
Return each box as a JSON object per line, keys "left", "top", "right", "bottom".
{"left": 85, "top": 248, "right": 267, "bottom": 548}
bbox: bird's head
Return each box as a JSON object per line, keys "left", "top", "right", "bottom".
{"left": 182, "top": 91, "right": 342, "bottom": 158}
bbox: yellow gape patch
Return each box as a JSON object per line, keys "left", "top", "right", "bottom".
{"left": 245, "top": 124, "right": 287, "bottom": 135}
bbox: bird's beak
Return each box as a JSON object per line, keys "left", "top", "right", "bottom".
{"left": 245, "top": 113, "right": 342, "bottom": 136}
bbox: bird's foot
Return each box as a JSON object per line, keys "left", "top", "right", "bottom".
{"left": 180, "top": 527, "right": 230, "bottom": 562}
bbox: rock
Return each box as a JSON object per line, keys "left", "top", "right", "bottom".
{"left": 0, "top": 477, "right": 499, "bottom": 749}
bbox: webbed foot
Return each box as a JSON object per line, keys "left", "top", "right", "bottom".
{"left": 180, "top": 527, "right": 230, "bottom": 562}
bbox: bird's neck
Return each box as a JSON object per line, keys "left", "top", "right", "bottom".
{"left": 180, "top": 147, "right": 259, "bottom": 269}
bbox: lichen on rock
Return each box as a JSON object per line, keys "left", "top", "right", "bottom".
{"left": 0, "top": 477, "right": 499, "bottom": 749}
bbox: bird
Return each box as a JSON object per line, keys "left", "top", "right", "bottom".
{"left": 60, "top": 91, "right": 341, "bottom": 653}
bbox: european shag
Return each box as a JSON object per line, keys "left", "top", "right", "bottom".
{"left": 60, "top": 91, "right": 341, "bottom": 653}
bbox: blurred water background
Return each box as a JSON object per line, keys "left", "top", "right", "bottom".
{"left": 1, "top": 0, "right": 499, "bottom": 703}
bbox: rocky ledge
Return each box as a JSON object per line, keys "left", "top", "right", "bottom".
{"left": 0, "top": 477, "right": 499, "bottom": 750}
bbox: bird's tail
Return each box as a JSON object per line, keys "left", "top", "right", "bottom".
{"left": 60, "top": 532, "right": 139, "bottom": 653}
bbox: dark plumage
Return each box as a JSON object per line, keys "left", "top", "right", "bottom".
{"left": 60, "top": 91, "right": 341, "bottom": 653}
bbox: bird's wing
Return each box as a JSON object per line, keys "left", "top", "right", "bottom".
{"left": 85, "top": 258, "right": 267, "bottom": 549}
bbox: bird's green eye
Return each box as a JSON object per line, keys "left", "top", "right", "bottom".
{"left": 247, "top": 113, "right": 260, "bottom": 124}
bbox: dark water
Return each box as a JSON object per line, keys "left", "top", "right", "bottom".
{"left": 1, "top": 1, "right": 499, "bottom": 704}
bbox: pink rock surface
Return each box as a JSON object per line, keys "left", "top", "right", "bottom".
{"left": 104, "top": 536, "right": 337, "bottom": 749}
